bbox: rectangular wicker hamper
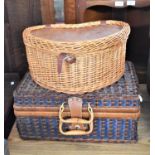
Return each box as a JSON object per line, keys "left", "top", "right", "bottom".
{"left": 23, "top": 20, "right": 130, "bottom": 94}
{"left": 14, "top": 61, "right": 141, "bottom": 143}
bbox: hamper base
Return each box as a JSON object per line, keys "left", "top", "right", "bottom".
{"left": 16, "top": 117, "right": 138, "bottom": 143}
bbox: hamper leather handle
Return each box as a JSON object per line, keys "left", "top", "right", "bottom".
{"left": 57, "top": 53, "right": 76, "bottom": 74}
{"left": 59, "top": 103, "right": 94, "bottom": 136}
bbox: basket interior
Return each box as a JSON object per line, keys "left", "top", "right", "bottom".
{"left": 31, "top": 24, "right": 122, "bottom": 42}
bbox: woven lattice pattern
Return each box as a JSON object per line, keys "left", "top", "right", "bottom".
{"left": 14, "top": 61, "right": 140, "bottom": 142}
{"left": 16, "top": 117, "right": 138, "bottom": 143}
{"left": 23, "top": 20, "right": 130, "bottom": 94}
{"left": 14, "top": 61, "right": 139, "bottom": 108}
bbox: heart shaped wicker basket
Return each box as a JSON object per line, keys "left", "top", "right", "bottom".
{"left": 23, "top": 20, "right": 130, "bottom": 94}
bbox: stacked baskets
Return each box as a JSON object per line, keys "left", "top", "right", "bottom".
{"left": 14, "top": 20, "right": 142, "bottom": 142}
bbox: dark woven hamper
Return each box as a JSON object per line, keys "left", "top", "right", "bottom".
{"left": 14, "top": 61, "right": 141, "bottom": 143}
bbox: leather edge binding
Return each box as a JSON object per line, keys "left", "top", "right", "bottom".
{"left": 14, "top": 110, "right": 140, "bottom": 119}
{"left": 13, "top": 105, "right": 140, "bottom": 113}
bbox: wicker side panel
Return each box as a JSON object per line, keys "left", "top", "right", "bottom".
{"left": 14, "top": 61, "right": 140, "bottom": 108}
{"left": 16, "top": 117, "right": 138, "bottom": 143}
{"left": 23, "top": 20, "right": 130, "bottom": 94}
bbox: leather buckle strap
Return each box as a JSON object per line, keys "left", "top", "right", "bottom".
{"left": 68, "top": 97, "right": 82, "bottom": 118}
{"left": 59, "top": 97, "right": 94, "bottom": 136}
{"left": 68, "top": 97, "right": 84, "bottom": 130}
{"left": 57, "top": 53, "right": 76, "bottom": 74}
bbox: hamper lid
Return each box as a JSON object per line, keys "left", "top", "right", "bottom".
{"left": 14, "top": 61, "right": 140, "bottom": 108}
{"left": 30, "top": 22, "right": 122, "bottom": 42}
{"left": 23, "top": 20, "right": 129, "bottom": 43}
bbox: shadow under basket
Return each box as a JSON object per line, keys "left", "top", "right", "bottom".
{"left": 14, "top": 61, "right": 141, "bottom": 143}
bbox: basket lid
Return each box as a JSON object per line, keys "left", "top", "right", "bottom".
{"left": 30, "top": 21, "right": 122, "bottom": 42}
{"left": 14, "top": 61, "right": 140, "bottom": 109}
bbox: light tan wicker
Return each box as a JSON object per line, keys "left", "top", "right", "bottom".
{"left": 23, "top": 20, "right": 130, "bottom": 94}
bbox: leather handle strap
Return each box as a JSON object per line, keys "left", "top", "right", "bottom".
{"left": 68, "top": 97, "right": 82, "bottom": 118}
{"left": 59, "top": 102, "right": 94, "bottom": 136}
{"left": 57, "top": 53, "right": 76, "bottom": 74}
{"left": 68, "top": 97, "right": 84, "bottom": 130}
{"left": 59, "top": 103, "right": 94, "bottom": 124}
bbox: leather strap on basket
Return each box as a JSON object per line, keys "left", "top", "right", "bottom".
{"left": 59, "top": 99, "right": 94, "bottom": 136}
{"left": 68, "top": 97, "right": 82, "bottom": 118}
{"left": 68, "top": 97, "right": 85, "bottom": 130}
{"left": 57, "top": 53, "right": 76, "bottom": 74}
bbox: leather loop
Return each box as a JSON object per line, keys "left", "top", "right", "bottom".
{"left": 59, "top": 102, "right": 94, "bottom": 136}
{"left": 57, "top": 53, "right": 67, "bottom": 75}
{"left": 57, "top": 53, "right": 76, "bottom": 74}
{"left": 68, "top": 97, "right": 84, "bottom": 130}
{"left": 68, "top": 97, "right": 82, "bottom": 118}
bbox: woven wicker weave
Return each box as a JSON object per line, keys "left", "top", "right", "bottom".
{"left": 16, "top": 117, "right": 138, "bottom": 143}
{"left": 23, "top": 20, "right": 130, "bottom": 94}
{"left": 14, "top": 61, "right": 140, "bottom": 142}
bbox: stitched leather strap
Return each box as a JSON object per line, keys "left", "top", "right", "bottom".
{"left": 68, "top": 97, "right": 86, "bottom": 130}
{"left": 68, "top": 97, "right": 82, "bottom": 118}
{"left": 59, "top": 103, "right": 94, "bottom": 135}
{"left": 57, "top": 53, "right": 67, "bottom": 74}
{"left": 57, "top": 53, "right": 76, "bottom": 74}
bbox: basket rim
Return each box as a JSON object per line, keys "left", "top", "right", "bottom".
{"left": 23, "top": 20, "right": 130, "bottom": 45}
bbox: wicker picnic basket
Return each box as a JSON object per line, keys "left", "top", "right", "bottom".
{"left": 23, "top": 20, "right": 130, "bottom": 94}
{"left": 14, "top": 61, "right": 141, "bottom": 143}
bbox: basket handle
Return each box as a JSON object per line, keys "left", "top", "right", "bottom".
{"left": 59, "top": 102, "right": 94, "bottom": 136}
{"left": 57, "top": 53, "right": 76, "bottom": 74}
